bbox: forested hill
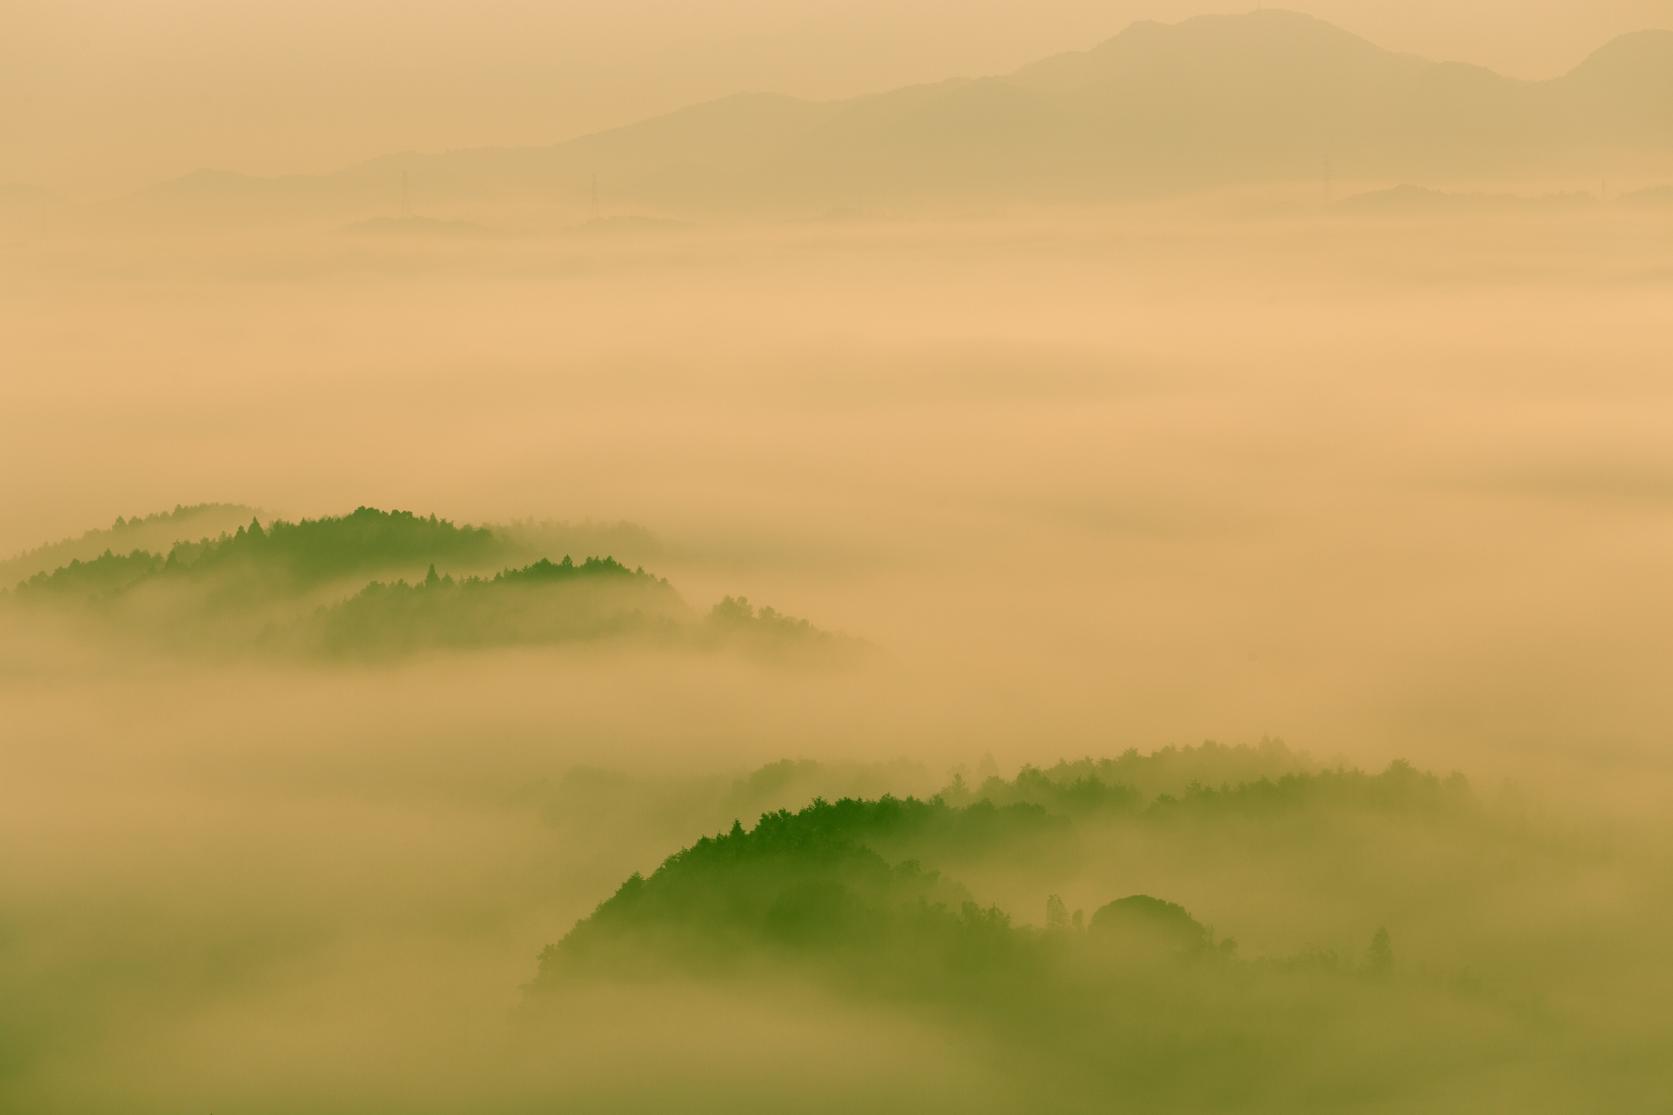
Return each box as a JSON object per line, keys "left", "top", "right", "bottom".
{"left": 530, "top": 749, "right": 1629, "bottom": 1109}
{"left": 15, "top": 507, "right": 499, "bottom": 597}
{"left": 0, "top": 503, "right": 257, "bottom": 586}
{"left": 6, "top": 506, "right": 852, "bottom": 663}
{"left": 539, "top": 753, "right": 1476, "bottom": 993}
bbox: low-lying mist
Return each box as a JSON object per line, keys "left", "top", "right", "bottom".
{"left": 4, "top": 199, "right": 1673, "bottom": 1111}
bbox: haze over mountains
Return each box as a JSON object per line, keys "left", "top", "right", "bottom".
{"left": 10, "top": 4, "right": 1673, "bottom": 1111}
{"left": 110, "top": 10, "right": 1673, "bottom": 225}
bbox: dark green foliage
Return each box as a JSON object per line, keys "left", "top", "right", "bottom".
{"left": 528, "top": 752, "right": 1594, "bottom": 1112}
{"left": 538, "top": 792, "right": 1183, "bottom": 992}
{"left": 14, "top": 506, "right": 501, "bottom": 600}
{"left": 161, "top": 506, "right": 500, "bottom": 586}
{"left": 0, "top": 502, "right": 256, "bottom": 586}
{"left": 492, "top": 556, "right": 639, "bottom": 586}
{"left": 1089, "top": 895, "right": 1211, "bottom": 956}
{"left": 534, "top": 750, "right": 1491, "bottom": 1006}
{"left": 532, "top": 758, "right": 942, "bottom": 877}
{"left": 15, "top": 549, "right": 164, "bottom": 600}
{"left": 726, "top": 758, "right": 925, "bottom": 811}
{"left": 538, "top": 795, "right": 1041, "bottom": 994}
{"left": 7, "top": 507, "right": 846, "bottom": 664}
{"left": 306, "top": 556, "right": 683, "bottom": 656}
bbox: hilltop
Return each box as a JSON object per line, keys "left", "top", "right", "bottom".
{"left": 527, "top": 745, "right": 1642, "bottom": 1109}
{"left": 5, "top": 506, "right": 851, "bottom": 663}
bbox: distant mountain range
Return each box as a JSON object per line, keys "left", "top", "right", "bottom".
{"left": 112, "top": 10, "right": 1673, "bottom": 223}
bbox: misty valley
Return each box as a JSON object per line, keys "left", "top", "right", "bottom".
{"left": 7, "top": 5, "right": 1673, "bottom": 1112}
{"left": 6, "top": 504, "right": 1672, "bottom": 1112}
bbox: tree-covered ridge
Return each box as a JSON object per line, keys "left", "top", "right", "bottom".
{"left": 949, "top": 739, "right": 1314, "bottom": 804}
{"left": 0, "top": 502, "right": 257, "bottom": 586}
{"left": 531, "top": 752, "right": 1579, "bottom": 1111}
{"left": 538, "top": 795, "right": 1043, "bottom": 992}
{"left": 492, "top": 556, "right": 646, "bottom": 586}
{"left": 527, "top": 745, "right": 1478, "bottom": 891}
{"left": 948, "top": 752, "right": 1473, "bottom": 822}
{"left": 5, "top": 506, "right": 670, "bottom": 596}
{"left": 159, "top": 506, "right": 502, "bottom": 585}
{"left": 301, "top": 560, "right": 860, "bottom": 659}
{"left": 14, "top": 549, "right": 166, "bottom": 600}
{"left": 13, "top": 506, "right": 503, "bottom": 598}
{"left": 535, "top": 759, "right": 1450, "bottom": 992}
{"left": 304, "top": 556, "right": 685, "bottom": 656}
{"left": 7, "top": 506, "right": 853, "bottom": 663}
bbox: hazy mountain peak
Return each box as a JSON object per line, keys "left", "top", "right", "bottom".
{"left": 1561, "top": 27, "right": 1673, "bottom": 84}
{"left": 1573, "top": 26, "right": 1673, "bottom": 62}
{"left": 102, "top": 11, "right": 1673, "bottom": 222}
{"left": 1010, "top": 8, "right": 1408, "bottom": 96}
{"left": 1103, "top": 8, "right": 1392, "bottom": 57}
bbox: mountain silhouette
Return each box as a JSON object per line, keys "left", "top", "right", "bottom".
{"left": 119, "top": 11, "right": 1673, "bottom": 222}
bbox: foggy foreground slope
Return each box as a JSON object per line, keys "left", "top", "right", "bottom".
{"left": 5, "top": 200, "right": 1673, "bottom": 1112}
{"left": 3, "top": 470, "right": 1672, "bottom": 1111}
{"left": 531, "top": 753, "right": 1672, "bottom": 1113}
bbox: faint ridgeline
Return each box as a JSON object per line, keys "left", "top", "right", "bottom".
{"left": 94, "top": 14, "right": 1673, "bottom": 227}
